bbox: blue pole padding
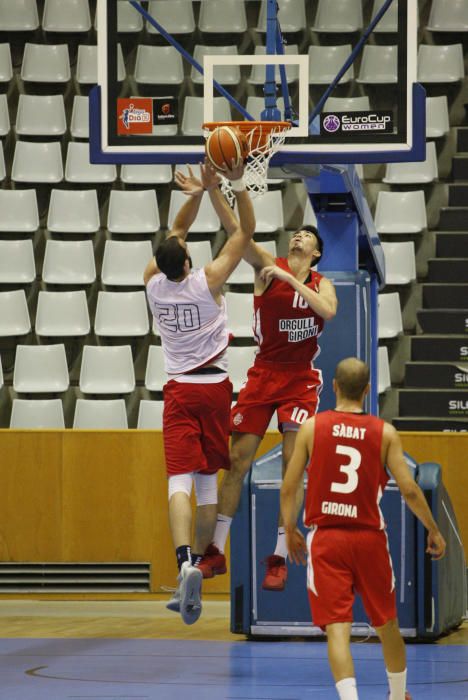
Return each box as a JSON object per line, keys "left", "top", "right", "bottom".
{"left": 275, "top": 24, "right": 293, "bottom": 122}
{"left": 128, "top": 0, "right": 254, "bottom": 121}
{"left": 263, "top": 0, "right": 279, "bottom": 116}
{"left": 309, "top": 0, "right": 397, "bottom": 128}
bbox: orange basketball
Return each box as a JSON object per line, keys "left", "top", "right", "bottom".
{"left": 205, "top": 125, "right": 249, "bottom": 172}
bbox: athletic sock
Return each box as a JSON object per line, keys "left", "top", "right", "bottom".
{"left": 336, "top": 677, "right": 358, "bottom": 700}
{"left": 212, "top": 514, "right": 232, "bottom": 554}
{"left": 273, "top": 527, "right": 288, "bottom": 559}
{"left": 175, "top": 545, "right": 191, "bottom": 571}
{"left": 386, "top": 669, "right": 407, "bottom": 700}
{"left": 191, "top": 553, "right": 203, "bottom": 567}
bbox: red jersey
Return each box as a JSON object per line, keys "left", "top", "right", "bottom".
{"left": 304, "top": 410, "right": 388, "bottom": 530}
{"left": 253, "top": 257, "right": 324, "bottom": 367}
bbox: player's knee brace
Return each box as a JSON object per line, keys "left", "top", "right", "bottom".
{"left": 193, "top": 473, "right": 218, "bottom": 506}
{"left": 168, "top": 473, "right": 193, "bottom": 500}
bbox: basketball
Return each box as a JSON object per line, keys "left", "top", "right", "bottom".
{"left": 205, "top": 125, "right": 249, "bottom": 172}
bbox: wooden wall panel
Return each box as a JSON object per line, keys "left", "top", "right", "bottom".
{"left": 0, "top": 432, "right": 63, "bottom": 560}
{"left": 2, "top": 431, "right": 463, "bottom": 599}
{"left": 400, "top": 433, "right": 468, "bottom": 551}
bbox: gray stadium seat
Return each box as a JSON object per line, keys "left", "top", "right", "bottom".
{"left": 308, "top": 45, "right": 354, "bottom": 85}
{"left": 35, "top": 290, "right": 90, "bottom": 337}
{"left": 199, "top": 0, "right": 247, "bottom": 35}
{"left": 0, "top": 190, "right": 39, "bottom": 233}
{"left": 378, "top": 293, "right": 403, "bottom": 339}
{"left": 0, "top": 0, "right": 39, "bottom": 31}
{"left": 21, "top": 43, "right": 71, "bottom": 83}
{"left": 70, "top": 96, "right": 89, "bottom": 139}
{"left": 15, "top": 95, "right": 66, "bottom": 137}
{"left": 47, "top": 189, "right": 100, "bottom": 234}
{"left": 120, "top": 164, "right": 173, "bottom": 184}
{"left": 249, "top": 45, "right": 299, "bottom": 85}
{"left": 12, "top": 141, "right": 63, "bottom": 184}
{"left": 73, "top": 399, "right": 128, "bottom": 429}
{"left": 137, "top": 400, "right": 164, "bottom": 429}
{"left": 426, "top": 0, "right": 468, "bottom": 33}
{"left": 311, "top": 0, "right": 363, "bottom": 32}
{"left": 383, "top": 142, "right": 438, "bottom": 185}
{"left": 192, "top": 45, "right": 240, "bottom": 85}
{"left": 0, "top": 94, "right": 9, "bottom": 136}
{"left": 226, "top": 292, "right": 254, "bottom": 338}
{"left": 257, "top": 0, "right": 306, "bottom": 33}
{"left": 0, "top": 43, "right": 12, "bottom": 83}
{"left": 182, "top": 96, "right": 232, "bottom": 136}
{"left": 10, "top": 399, "right": 65, "bottom": 429}
{"left": 418, "top": 44, "right": 465, "bottom": 83}
{"left": 0, "top": 240, "right": 35, "bottom": 284}
{"left": 357, "top": 45, "right": 398, "bottom": 84}
{"left": 42, "top": 240, "right": 96, "bottom": 285}
{"left": 168, "top": 191, "right": 220, "bottom": 233}
{"left": 79, "top": 345, "right": 136, "bottom": 394}
{"left": 377, "top": 346, "right": 391, "bottom": 395}
{"left": 76, "top": 44, "right": 125, "bottom": 84}
{"left": 94, "top": 291, "right": 150, "bottom": 337}
{"left": 382, "top": 241, "right": 416, "bottom": 286}
{"left": 134, "top": 45, "right": 184, "bottom": 86}
{"left": 42, "top": 0, "right": 92, "bottom": 33}
{"left": 371, "top": 0, "right": 398, "bottom": 33}
{"left": 101, "top": 240, "right": 153, "bottom": 287}
{"left": 65, "top": 141, "right": 117, "bottom": 183}
{"left": 0, "top": 290, "right": 31, "bottom": 337}
{"left": 146, "top": 1, "right": 195, "bottom": 36}
{"left": 13, "top": 344, "right": 69, "bottom": 393}
{"left": 374, "top": 190, "right": 427, "bottom": 234}
{"left": 107, "top": 190, "right": 160, "bottom": 234}
{"left": 145, "top": 346, "right": 168, "bottom": 392}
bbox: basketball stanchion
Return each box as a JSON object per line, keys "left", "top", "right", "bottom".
{"left": 203, "top": 120, "right": 291, "bottom": 205}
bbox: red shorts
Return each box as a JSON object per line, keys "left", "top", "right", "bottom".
{"left": 231, "top": 361, "right": 322, "bottom": 436}
{"left": 307, "top": 527, "right": 397, "bottom": 630}
{"left": 163, "top": 378, "right": 233, "bottom": 477}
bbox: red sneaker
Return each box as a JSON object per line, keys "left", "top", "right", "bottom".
{"left": 197, "top": 543, "right": 227, "bottom": 579}
{"left": 261, "top": 555, "right": 287, "bottom": 591}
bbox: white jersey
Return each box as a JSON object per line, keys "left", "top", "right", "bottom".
{"left": 146, "top": 268, "right": 229, "bottom": 377}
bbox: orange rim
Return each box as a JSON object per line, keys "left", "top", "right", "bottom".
{"left": 203, "top": 120, "right": 291, "bottom": 135}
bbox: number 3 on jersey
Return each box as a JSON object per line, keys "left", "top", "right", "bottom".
{"left": 331, "top": 445, "right": 362, "bottom": 494}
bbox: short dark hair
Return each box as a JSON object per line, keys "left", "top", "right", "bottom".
{"left": 335, "top": 358, "right": 370, "bottom": 401}
{"left": 294, "top": 225, "right": 324, "bottom": 267}
{"left": 155, "top": 237, "right": 188, "bottom": 281}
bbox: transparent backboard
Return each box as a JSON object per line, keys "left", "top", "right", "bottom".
{"left": 90, "top": 0, "right": 424, "bottom": 166}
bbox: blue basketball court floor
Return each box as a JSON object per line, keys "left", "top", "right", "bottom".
{"left": 0, "top": 601, "right": 466, "bottom": 700}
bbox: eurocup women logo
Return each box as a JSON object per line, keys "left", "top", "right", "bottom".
{"left": 323, "top": 114, "right": 341, "bottom": 133}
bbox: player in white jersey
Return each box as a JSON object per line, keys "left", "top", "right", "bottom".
{"left": 144, "top": 159, "right": 255, "bottom": 625}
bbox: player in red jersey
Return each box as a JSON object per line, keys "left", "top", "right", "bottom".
{"left": 197, "top": 214, "right": 338, "bottom": 589}
{"left": 281, "top": 357, "right": 446, "bottom": 700}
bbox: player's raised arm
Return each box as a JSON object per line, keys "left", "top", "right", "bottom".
{"left": 170, "top": 165, "right": 205, "bottom": 241}
{"left": 383, "top": 423, "right": 446, "bottom": 560}
{"left": 204, "top": 161, "right": 257, "bottom": 296}
{"left": 280, "top": 419, "right": 314, "bottom": 565}
{"left": 203, "top": 160, "right": 275, "bottom": 273}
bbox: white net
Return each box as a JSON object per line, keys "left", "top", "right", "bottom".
{"left": 205, "top": 123, "right": 290, "bottom": 206}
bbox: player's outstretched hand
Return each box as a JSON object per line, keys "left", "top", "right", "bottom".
{"left": 175, "top": 165, "right": 203, "bottom": 197}
{"left": 426, "top": 529, "right": 446, "bottom": 560}
{"left": 224, "top": 157, "right": 245, "bottom": 182}
{"left": 260, "top": 265, "right": 293, "bottom": 286}
{"left": 201, "top": 159, "right": 222, "bottom": 192}
{"left": 286, "top": 527, "right": 307, "bottom": 566}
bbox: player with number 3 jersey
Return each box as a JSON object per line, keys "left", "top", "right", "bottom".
{"left": 281, "top": 358, "right": 446, "bottom": 700}
{"left": 197, "top": 223, "right": 338, "bottom": 590}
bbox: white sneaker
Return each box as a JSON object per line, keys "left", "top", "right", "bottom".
{"left": 178, "top": 561, "right": 202, "bottom": 625}
{"left": 166, "top": 584, "right": 181, "bottom": 613}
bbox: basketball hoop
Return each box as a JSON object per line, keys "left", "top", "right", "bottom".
{"left": 203, "top": 120, "right": 291, "bottom": 205}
